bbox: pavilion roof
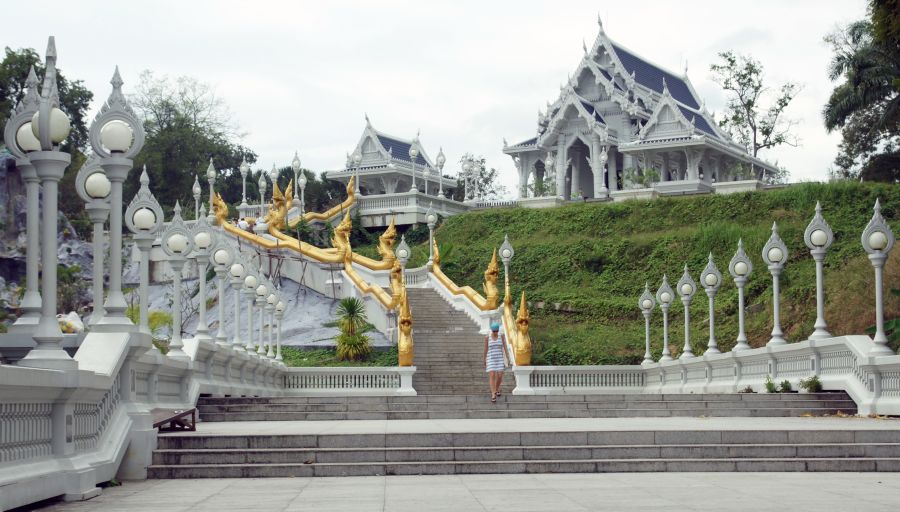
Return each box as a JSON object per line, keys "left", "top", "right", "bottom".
{"left": 610, "top": 43, "right": 700, "bottom": 110}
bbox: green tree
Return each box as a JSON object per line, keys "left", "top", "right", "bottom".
{"left": 824, "top": 10, "right": 900, "bottom": 182}
{"left": 710, "top": 51, "right": 800, "bottom": 175}
{"left": 126, "top": 71, "right": 256, "bottom": 212}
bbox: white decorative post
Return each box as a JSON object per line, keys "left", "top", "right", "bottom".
{"left": 90, "top": 65, "right": 145, "bottom": 331}
{"left": 291, "top": 151, "right": 302, "bottom": 209}
{"left": 162, "top": 202, "right": 194, "bottom": 361}
{"left": 805, "top": 202, "right": 834, "bottom": 340}
{"left": 700, "top": 253, "right": 723, "bottom": 354}
{"left": 239, "top": 157, "right": 249, "bottom": 207}
{"left": 191, "top": 207, "right": 215, "bottom": 340}
{"left": 229, "top": 261, "right": 246, "bottom": 351}
{"left": 436, "top": 147, "right": 446, "bottom": 197}
{"left": 352, "top": 151, "right": 362, "bottom": 195}
{"left": 862, "top": 199, "right": 895, "bottom": 355}
{"left": 192, "top": 174, "right": 201, "bottom": 220}
{"left": 3, "top": 66, "right": 42, "bottom": 333}
{"left": 639, "top": 284, "right": 656, "bottom": 365}
{"left": 125, "top": 167, "right": 164, "bottom": 336}
{"left": 676, "top": 265, "right": 697, "bottom": 358}
{"left": 728, "top": 239, "right": 753, "bottom": 351}
{"left": 500, "top": 234, "right": 515, "bottom": 294}
{"left": 211, "top": 243, "right": 233, "bottom": 347}
{"left": 75, "top": 159, "right": 111, "bottom": 326}
{"left": 266, "top": 293, "right": 277, "bottom": 359}
{"left": 298, "top": 168, "right": 308, "bottom": 215}
{"left": 255, "top": 283, "right": 268, "bottom": 354}
{"left": 762, "top": 222, "right": 789, "bottom": 346}
{"left": 206, "top": 158, "right": 216, "bottom": 224}
{"left": 18, "top": 39, "right": 77, "bottom": 369}
{"left": 426, "top": 205, "right": 437, "bottom": 268}
{"left": 269, "top": 162, "right": 280, "bottom": 191}
{"left": 255, "top": 171, "right": 267, "bottom": 234}
{"left": 396, "top": 235, "right": 411, "bottom": 278}
{"left": 656, "top": 275, "right": 674, "bottom": 362}
{"left": 275, "top": 300, "right": 286, "bottom": 362}
{"left": 243, "top": 273, "right": 258, "bottom": 354}
{"left": 408, "top": 141, "right": 418, "bottom": 193}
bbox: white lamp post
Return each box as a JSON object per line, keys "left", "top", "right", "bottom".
{"left": 275, "top": 300, "right": 286, "bottom": 362}
{"left": 762, "top": 222, "right": 789, "bottom": 346}
{"left": 639, "top": 283, "right": 656, "bottom": 365}
{"left": 255, "top": 171, "right": 267, "bottom": 234}
{"left": 436, "top": 147, "right": 446, "bottom": 197}
{"left": 192, "top": 174, "right": 201, "bottom": 220}
{"left": 266, "top": 293, "right": 277, "bottom": 359}
{"left": 191, "top": 207, "right": 215, "bottom": 340}
{"left": 162, "top": 202, "right": 194, "bottom": 360}
{"left": 205, "top": 158, "right": 216, "bottom": 224}
{"left": 89, "top": 64, "right": 145, "bottom": 332}
{"left": 656, "top": 275, "right": 674, "bottom": 362}
{"left": 291, "top": 151, "right": 302, "bottom": 209}
{"left": 298, "top": 167, "right": 308, "bottom": 215}
{"left": 408, "top": 141, "right": 419, "bottom": 193}
{"left": 862, "top": 199, "right": 895, "bottom": 355}
{"left": 3, "top": 66, "right": 42, "bottom": 333}
{"left": 229, "top": 261, "right": 246, "bottom": 351}
{"left": 462, "top": 158, "right": 472, "bottom": 201}
{"left": 500, "top": 234, "right": 514, "bottom": 293}
{"left": 75, "top": 159, "right": 111, "bottom": 326}
{"left": 352, "top": 150, "right": 362, "bottom": 195}
{"left": 125, "top": 167, "right": 163, "bottom": 336}
{"left": 804, "top": 202, "right": 834, "bottom": 340}
{"left": 18, "top": 39, "right": 78, "bottom": 369}
{"left": 545, "top": 153, "right": 556, "bottom": 198}
{"left": 243, "top": 273, "right": 258, "bottom": 354}
{"left": 426, "top": 205, "right": 437, "bottom": 268}
{"left": 676, "top": 265, "right": 697, "bottom": 358}
{"left": 700, "top": 253, "right": 723, "bottom": 354}
{"left": 239, "top": 157, "right": 249, "bottom": 207}
{"left": 255, "top": 283, "right": 268, "bottom": 354}
{"left": 211, "top": 243, "right": 233, "bottom": 347}
{"left": 728, "top": 239, "right": 753, "bottom": 351}
{"left": 269, "top": 162, "right": 279, "bottom": 190}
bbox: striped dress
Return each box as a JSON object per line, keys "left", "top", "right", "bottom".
{"left": 485, "top": 334, "right": 506, "bottom": 372}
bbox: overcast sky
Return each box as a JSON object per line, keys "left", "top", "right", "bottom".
{"left": 8, "top": 0, "right": 865, "bottom": 194}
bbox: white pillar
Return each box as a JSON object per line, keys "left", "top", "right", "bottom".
{"left": 9, "top": 161, "right": 41, "bottom": 332}
{"left": 168, "top": 259, "right": 188, "bottom": 360}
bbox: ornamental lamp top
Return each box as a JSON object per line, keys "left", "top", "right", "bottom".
{"left": 88, "top": 64, "right": 144, "bottom": 159}
{"left": 656, "top": 274, "right": 674, "bottom": 306}
{"left": 192, "top": 206, "right": 215, "bottom": 252}
{"left": 298, "top": 170, "right": 307, "bottom": 188}
{"left": 700, "top": 253, "right": 722, "bottom": 291}
{"left": 676, "top": 264, "right": 696, "bottom": 299}
{"left": 545, "top": 153, "right": 555, "bottom": 168}
{"left": 861, "top": 199, "right": 894, "bottom": 255}
{"left": 426, "top": 205, "right": 437, "bottom": 226}
{"left": 292, "top": 151, "right": 301, "bottom": 172}
{"left": 269, "top": 162, "right": 279, "bottom": 183}
{"left": 230, "top": 262, "right": 245, "bottom": 278}
{"left": 762, "top": 222, "right": 789, "bottom": 269}
{"left": 436, "top": 147, "right": 446, "bottom": 170}
{"left": 206, "top": 158, "right": 216, "bottom": 180}
{"left": 351, "top": 151, "right": 362, "bottom": 165}
{"left": 638, "top": 282, "right": 655, "bottom": 312}
{"left": 396, "top": 235, "right": 411, "bottom": 264}
{"left": 500, "top": 234, "right": 514, "bottom": 264}
{"left": 213, "top": 245, "right": 233, "bottom": 266}
{"left": 804, "top": 201, "right": 834, "bottom": 251}
{"left": 256, "top": 284, "right": 268, "bottom": 297}
{"left": 125, "top": 165, "right": 163, "bottom": 235}
{"left": 239, "top": 157, "right": 250, "bottom": 176}
{"left": 728, "top": 239, "right": 753, "bottom": 279}
{"left": 275, "top": 301, "right": 286, "bottom": 313}
{"left": 244, "top": 274, "right": 258, "bottom": 289}
{"left": 192, "top": 175, "right": 201, "bottom": 196}
{"left": 161, "top": 201, "right": 194, "bottom": 258}
{"left": 258, "top": 172, "right": 267, "bottom": 189}
{"left": 267, "top": 293, "right": 277, "bottom": 305}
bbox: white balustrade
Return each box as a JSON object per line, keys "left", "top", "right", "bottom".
{"left": 283, "top": 367, "right": 415, "bottom": 396}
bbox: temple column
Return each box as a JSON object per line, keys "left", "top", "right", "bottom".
{"left": 608, "top": 146, "right": 619, "bottom": 191}
{"left": 555, "top": 141, "right": 566, "bottom": 197}
{"left": 570, "top": 145, "right": 581, "bottom": 199}
{"left": 591, "top": 136, "right": 608, "bottom": 199}
{"left": 662, "top": 154, "right": 671, "bottom": 182}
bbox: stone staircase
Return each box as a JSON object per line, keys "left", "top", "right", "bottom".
{"left": 406, "top": 288, "right": 513, "bottom": 396}
{"left": 195, "top": 392, "right": 857, "bottom": 422}
{"left": 148, "top": 419, "right": 900, "bottom": 478}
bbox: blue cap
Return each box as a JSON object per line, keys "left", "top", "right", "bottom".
{"left": 490, "top": 322, "right": 500, "bottom": 332}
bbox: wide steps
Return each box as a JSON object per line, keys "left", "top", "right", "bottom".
{"left": 148, "top": 426, "right": 900, "bottom": 478}
{"left": 196, "top": 393, "right": 856, "bottom": 422}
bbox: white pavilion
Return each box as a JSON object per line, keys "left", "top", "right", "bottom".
{"left": 325, "top": 117, "right": 465, "bottom": 227}
{"left": 503, "top": 17, "right": 779, "bottom": 202}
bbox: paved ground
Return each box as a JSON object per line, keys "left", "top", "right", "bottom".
{"left": 29, "top": 473, "right": 900, "bottom": 511}
{"left": 163, "top": 415, "right": 900, "bottom": 437}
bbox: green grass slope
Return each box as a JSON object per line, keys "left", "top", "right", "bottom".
{"left": 415, "top": 182, "right": 899, "bottom": 365}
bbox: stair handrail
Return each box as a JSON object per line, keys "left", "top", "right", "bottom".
{"left": 289, "top": 176, "right": 358, "bottom": 226}
{"left": 429, "top": 241, "right": 500, "bottom": 312}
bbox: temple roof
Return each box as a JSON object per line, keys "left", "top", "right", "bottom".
{"left": 376, "top": 134, "right": 428, "bottom": 167}
{"left": 611, "top": 43, "right": 700, "bottom": 110}
{"left": 677, "top": 105, "right": 718, "bottom": 138}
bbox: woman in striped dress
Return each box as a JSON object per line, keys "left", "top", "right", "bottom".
{"left": 483, "top": 322, "right": 508, "bottom": 403}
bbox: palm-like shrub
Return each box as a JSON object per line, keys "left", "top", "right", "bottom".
{"left": 336, "top": 333, "right": 372, "bottom": 361}
{"left": 336, "top": 297, "right": 368, "bottom": 336}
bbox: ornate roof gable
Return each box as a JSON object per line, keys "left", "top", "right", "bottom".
{"left": 638, "top": 80, "right": 703, "bottom": 141}
{"left": 349, "top": 116, "right": 432, "bottom": 169}
{"left": 538, "top": 86, "right": 609, "bottom": 147}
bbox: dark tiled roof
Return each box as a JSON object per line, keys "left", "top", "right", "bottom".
{"left": 580, "top": 101, "right": 605, "bottom": 124}
{"left": 611, "top": 43, "right": 700, "bottom": 109}
{"left": 677, "top": 106, "right": 718, "bottom": 138}
{"left": 511, "top": 137, "right": 537, "bottom": 148}
{"left": 377, "top": 135, "right": 428, "bottom": 166}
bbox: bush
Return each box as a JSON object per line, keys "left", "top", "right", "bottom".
{"left": 336, "top": 333, "right": 372, "bottom": 361}
{"left": 799, "top": 375, "right": 823, "bottom": 392}
{"left": 779, "top": 380, "right": 792, "bottom": 392}
{"left": 764, "top": 375, "right": 777, "bottom": 393}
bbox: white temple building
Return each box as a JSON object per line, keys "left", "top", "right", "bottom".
{"left": 504, "top": 17, "right": 779, "bottom": 202}
{"left": 325, "top": 117, "right": 466, "bottom": 227}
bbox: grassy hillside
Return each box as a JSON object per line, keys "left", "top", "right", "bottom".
{"left": 386, "top": 182, "right": 899, "bottom": 365}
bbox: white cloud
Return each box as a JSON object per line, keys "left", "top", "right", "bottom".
{"left": 6, "top": 0, "right": 867, "bottom": 194}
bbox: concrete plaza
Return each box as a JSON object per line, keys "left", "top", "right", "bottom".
{"left": 32, "top": 473, "right": 900, "bottom": 511}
